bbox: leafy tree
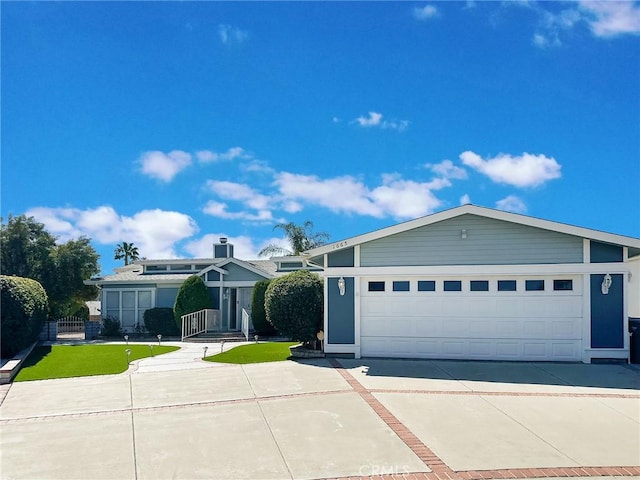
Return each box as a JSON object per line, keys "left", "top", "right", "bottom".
{"left": 114, "top": 241, "right": 140, "bottom": 266}
{"left": 265, "top": 270, "right": 323, "bottom": 345}
{"left": 0, "top": 215, "right": 100, "bottom": 318}
{"left": 173, "top": 275, "right": 213, "bottom": 329}
{"left": 1, "top": 275, "right": 49, "bottom": 358}
{"left": 251, "top": 279, "right": 276, "bottom": 335}
{"left": 258, "top": 221, "right": 329, "bottom": 257}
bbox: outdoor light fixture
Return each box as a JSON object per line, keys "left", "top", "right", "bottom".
{"left": 148, "top": 344, "right": 154, "bottom": 356}
{"left": 220, "top": 340, "right": 225, "bottom": 353}
{"left": 124, "top": 334, "right": 129, "bottom": 345}
{"left": 125, "top": 349, "right": 132, "bottom": 364}
{"left": 157, "top": 334, "right": 162, "bottom": 345}
{"left": 254, "top": 334, "right": 259, "bottom": 343}
{"left": 601, "top": 273, "right": 612, "bottom": 295}
{"left": 203, "top": 346, "right": 208, "bottom": 359}
{"left": 461, "top": 229, "right": 467, "bottom": 239}
{"left": 338, "top": 277, "right": 346, "bottom": 296}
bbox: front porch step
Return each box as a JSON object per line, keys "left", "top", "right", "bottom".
{"left": 183, "top": 332, "right": 249, "bottom": 343}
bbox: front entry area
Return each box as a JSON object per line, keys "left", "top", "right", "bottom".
{"left": 359, "top": 275, "right": 583, "bottom": 361}
{"left": 228, "top": 287, "right": 252, "bottom": 331}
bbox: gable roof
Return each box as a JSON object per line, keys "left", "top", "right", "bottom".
{"left": 305, "top": 204, "right": 640, "bottom": 258}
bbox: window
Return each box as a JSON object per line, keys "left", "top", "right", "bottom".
{"left": 444, "top": 280, "right": 462, "bottom": 292}
{"left": 170, "top": 264, "right": 192, "bottom": 271}
{"left": 368, "top": 281, "right": 385, "bottom": 292}
{"left": 103, "top": 290, "right": 154, "bottom": 328}
{"left": 146, "top": 265, "right": 167, "bottom": 272}
{"left": 470, "top": 280, "right": 489, "bottom": 292}
{"left": 525, "top": 280, "right": 545, "bottom": 291}
{"left": 393, "top": 281, "right": 410, "bottom": 292}
{"left": 553, "top": 279, "right": 573, "bottom": 291}
{"left": 418, "top": 280, "right": 436, "bottom": 292}
{"left": 498, "top": 280, "right": 517, "bottom": 292}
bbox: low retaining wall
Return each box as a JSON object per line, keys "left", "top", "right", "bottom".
{"left": 0, "top": 342, "right": 38, "bottom": 384}
{"left": 289, "top": 344, "right": 325, "bottom": 359}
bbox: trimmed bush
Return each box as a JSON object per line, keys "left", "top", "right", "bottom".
{"left": 250, "top": 279, "right": 276, "bottom": 335}
{"left": 144, "top": 307, "right": 179, "bottom": 336}
{"left": 173, "top": 275, "right": 213, "bottom": 329}
{"left": 100, "top": 317, "right": 122, "bottom": 337}
{"left": 265, "top": 270, "right": 323, "bottom": 345}
{"left": 1, "top": 275, "right": 49, "bottom": 358}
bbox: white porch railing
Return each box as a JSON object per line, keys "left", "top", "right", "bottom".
{"left": 241, "top": 308, "right": 251, "bottom": 341}
{"left": 181, "top": 309, "right": 220, "bottom": 341}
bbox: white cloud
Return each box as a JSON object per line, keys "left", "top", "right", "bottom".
{"left": 196, "top": 147, "right": 249, "bottom": 163}
{"left": 355, "top": 111, "right": 383, "bottom": 127}
{"left": 413, "top": 4, "right": 439, "bottom": 20}
{"left": 184, "top": 233, "right": 266, "bottom": 260}
{"left": 218, "top": 24, "right": 249, "bottom": 45}
{"left": 459, "top": 151, "right": 561, "bottom": 188}
{"left": 353, "top": 112, "right": 409, "bottom": 131}
{"left": 495, "top": 195, "right": 527, "bottom": 214}
{"left": 139, "top": 150, "right": 192, "bottom": 182}
{"left": 206, "top": 180, "right": 271, "bottom": 210}
{"left": 25, "top": 206, "right": 198, "bottom": 259}
{"left": 460, "top": 194, "right": 471, "bottom": 205}
{"left": 427, "top": 159, "right": 468, "bottom": 180}
{"left": 202, "top": 200, "right": 276, "bottom": 223}
{"left": 532, "top": 32, "right": 561, "bottom": 48}
{"left": 274, "top": 171, "right": 444, "bottom": 220}
{"left": 579, "top": 1, "right": 640, "bottom": 37}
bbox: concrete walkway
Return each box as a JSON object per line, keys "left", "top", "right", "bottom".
{"left": 1, "top": 342, "right": 639, "bottom": 480}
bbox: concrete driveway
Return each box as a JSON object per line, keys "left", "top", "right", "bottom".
{"left": 1, "top": 342, "right": 639, "bottom": 480}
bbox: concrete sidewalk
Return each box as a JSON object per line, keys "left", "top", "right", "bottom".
{"left": 1, "top": 344, "right": 639, "bottom": 480}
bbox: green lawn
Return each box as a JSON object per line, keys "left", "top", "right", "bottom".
{"left": 14, "top": 344, "right": 180, "bottom": 381}
{"left": 204, "top": 342, "right": 298, "bottom": 364}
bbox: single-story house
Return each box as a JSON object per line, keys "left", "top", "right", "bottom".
{"left": 88, "top": 238, "right": 317, "bottom": 335}
{"left": 305, "top": 204, "right": 640, "bottom": 363}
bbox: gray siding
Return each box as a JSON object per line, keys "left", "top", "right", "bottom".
{"left": 590, "top": 241, "right": 623, "bottom": 263}
{"left": 156, "top": 288, "right": 179, "bottom": 308}
{"left": 328, "top": 247, "right": 355, "bottom": 267}
{"left": 360, "top": 214, "right": 583, "bottom": 267}
{"left": 224, "top": 263, "right": 269, "bottom": 282}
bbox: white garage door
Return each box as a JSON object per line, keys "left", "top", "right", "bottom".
{"left": 360, "top": 276, "right": 583, "bottom": 361}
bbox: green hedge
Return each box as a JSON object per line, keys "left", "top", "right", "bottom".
{"left": 251, "top": 279, "right": 277, "bottom": 335}
{"left": 173, "top": 275, "right": 213, "bottom": 329}
{"left": 265, "top": 270, "right": 323, "bottom": 344}
{"left": 1, "top": 275, "right": 49, "bottom": 358}
{"left": 144, "top": 308, "right": 179, "bottom": 336}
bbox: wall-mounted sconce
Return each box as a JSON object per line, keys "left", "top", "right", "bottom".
{"left": 338, "top": 277, "right": 346, "bottom": 296}
{"left": 223, "top": 288, "right": 229, "bottom": 300}
{"left": 461, "top": 229, "right": 467, "bottom": 239}
{"left": 601, "top": 273, "right": 612, "bottom": 295}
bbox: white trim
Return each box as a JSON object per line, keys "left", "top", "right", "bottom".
{"left": 581, "top": 273, "right": 591, "bottom": 363}
{"left": 216, "top": 281, "right": 260, "bottom": 288}
{"left": 354, "top": 245, "right": 361, "bottom": 268}
{"left": 216, "top": 257, "right": 275, "bottom": 279}
{"left": 319, "top": 263, "right": 631, "bottom": 277}
{"left": 583, "top": 348, "right": 629, "bottom": 363}
{"left": 583, "top": 239, "right": 590, "bottom": 264}
{"left": 305, "top": 204, "right": 640, "bottom": 257}
{"left": 323, "top": 278, "right": 329, "bottom": 347}
{"left": 198, "top": 264, "right": 228, "bottom": 276}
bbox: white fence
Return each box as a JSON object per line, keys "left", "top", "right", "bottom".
{"left": 241, "top": 308, "right": 251, "bottom": 341}
{"left": 181, "top": 309, "right": 220, "bottom": 340}
{"left": 57, "top": 316, "right": 85, "bottom": 334}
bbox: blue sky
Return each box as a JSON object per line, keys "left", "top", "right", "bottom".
{"left": 2, "top": 1, "right": 639, "bottom": 275}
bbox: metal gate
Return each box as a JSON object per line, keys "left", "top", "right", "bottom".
{"left": 57, "top": 316, "right": 85, "bottom": 339}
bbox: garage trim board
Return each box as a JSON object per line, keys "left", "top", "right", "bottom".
{"left": 305, "top": 204, "right": 640, "bottom": 363}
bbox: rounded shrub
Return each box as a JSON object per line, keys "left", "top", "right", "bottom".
{"left": 250, "top": 279, "right": 277, "bottom": 335}
{"left": 144, "top": 307, "right": 179, "bottom": 336}
{"left": 1, "top": 275, "right": 49, "bottom": 358}
{"left": 173, "top": 275, "right": 213, "bottom": 330}
{"left": 265, "top": 270, "right": 323, "bottom": 345}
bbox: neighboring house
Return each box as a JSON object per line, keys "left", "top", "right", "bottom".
{"left": 88, "top": 238, "right": 316, "bottom": 334}
{"left": 305, "top": 204, "right": 640, "bottom": 363}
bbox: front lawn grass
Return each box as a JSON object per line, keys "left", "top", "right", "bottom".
{"left": 204, "top": 341, "right": 297, "bottom": 364}
{"left": 14, "top": 344, "right": 180, "bottom": 381}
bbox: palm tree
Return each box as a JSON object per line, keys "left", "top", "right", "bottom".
{"left": 114, "top": 241, "right": 140, "bottom": 266}
{"left": 259, "top": 221, "right": 330, "bottom": 257}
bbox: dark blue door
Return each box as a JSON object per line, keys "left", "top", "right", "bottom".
{"left": 590, "top": 274, "right": 624, "bottom": 348}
